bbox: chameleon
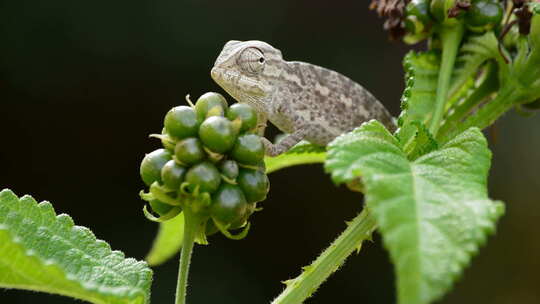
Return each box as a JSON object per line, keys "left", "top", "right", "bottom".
{"left": 211, "top": 40, "right": 395, "bottom": 156}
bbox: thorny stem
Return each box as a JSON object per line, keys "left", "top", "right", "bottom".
{"left": 175, "top": 208, "right": 201, "bottom": 304}
{"left": 429, "top": 24, "right": 465, "bottom": 136}
{"left": 272, "top": 208, "right": 377, "bottom": 304}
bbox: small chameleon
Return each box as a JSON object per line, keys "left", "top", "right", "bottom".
{"left": 211, "top": 40, "right": 395, "bottom": 156}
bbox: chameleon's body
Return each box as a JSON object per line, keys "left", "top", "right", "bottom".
{"left": 211, "top": 40, "right": 395, "bottom": 156}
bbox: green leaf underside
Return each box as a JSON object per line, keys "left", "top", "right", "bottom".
{"left": 0, "top": 189, "right": 152, "bottom": 304}
{"left": 145, "top": 212, "right": 184, "bottom": 266}
{"left": 397, "top": 51, "right": 439, "bottom": 152}
{"left": 325, "top": 121, "right": 504, "bottom": 304}
{"left": 265, "top": 141, "right": 326, "bottom": 174}
{"left": 450, "top": 32, "right": 500, "bottom": 98}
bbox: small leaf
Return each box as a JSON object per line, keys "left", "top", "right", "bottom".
{"left": 265, "top": 141, "right": 326, "bottom": 174}
{"left": 325, "top": 121, "right": 504, "bottom": 304}
{"left": 406, "top": 121, "right": 438, "bottom": 160}
{"left": 397, "top": 51, "right": 440, "bottom": 151}
{"left": 450, "top": 32, "right": 501, "bottom": 98}
{"left": 511, "top": 15, "right": 540, "bottom": 101}
{"left": 146, "top": 212, "right": 184, "bottom": 266}
{"left": 0, "top": 189, "right": 153, "bottom": 304}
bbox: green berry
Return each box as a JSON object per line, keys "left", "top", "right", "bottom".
{"left": 231, "top": 134, "right": 265, "bottom": 165}
{"left": 160, "top": 128, "right": 176, "bottom": 152}
{"left": 140, "top": 149, "right": 172, "bottom": 186}
{"left": 226, "top": 103, "right": 258, "bottom": 132}
{"left": 405, "top": 0, "right": 432, "bottom": 34}
{"left": 406, "top": 0, "right": 432, "bottom": 24}
{"left": 161, "top": 160, "right": 187, "bottom": 190}
{"left": 211, "top": 184, "right": 248, "bottom": 225}
{"left": 465, "top": 0, "right": 503, "bottom": 31}
{"left": 230, "top": 202, "right": 256, "bottom": 229}
{"left": 174, "top": 137, "right": 206, "bottom": 165}
{"left": 199, "top": 116, "right": 237, "bottom": 153}
{"left": 185, "top": 161, "right": 221, "bottom": 193}
{"left": 150, "top": 199, "right": 174, "bottom": 216}
{"left": 205, "top": 219, "right": 219, "bottom": 236}
{"left": 219, "top": 160, "right": 239, "bottom": 180}
{"left": 164, "top": 106, "right": 199, "bottom": 139}
{"left": 238, "top": 168, "right": 269, "bottom": 203}
{"left": 195, "top": 92, "right": 228, "bottom": 121}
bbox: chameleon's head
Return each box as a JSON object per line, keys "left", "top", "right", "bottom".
{"left": 211, "top": 40, "right": 283, "bottom": 112}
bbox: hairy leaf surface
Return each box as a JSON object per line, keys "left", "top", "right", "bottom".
{"left": 450, "top": 32, "right": 501, "bottom": 98}
{"left": 325, "top": 121, "right": 504, "bottom": 304}
{"left": 396, "top": 51, "right": 439, "bottom": 153}
{"left": 0, "top": 189, "right": 152, "bottom": 304}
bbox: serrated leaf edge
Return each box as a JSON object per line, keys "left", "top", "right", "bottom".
{"left": 0, "top": 189, "right": 152, "bottom": 303}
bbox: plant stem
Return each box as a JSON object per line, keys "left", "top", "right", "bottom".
{"left": 429, "top": 24, "right": 465, "bottom": 136}
{"left": 437, "top": 63, "right": 499, "bottom": 139}
{"left": 271, "top": 208, "right": 377, "bottom": 304}
{"left": 175, "top": 209, "right": 200, "bottom": 304}
{"left": 440, "top": 85, "right": 518, "bottom": 142}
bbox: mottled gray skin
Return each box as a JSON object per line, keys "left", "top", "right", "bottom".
{"left": 211, "top": 40, "right": 395, "bottom": 156}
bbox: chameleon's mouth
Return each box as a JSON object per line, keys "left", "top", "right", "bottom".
{"left": 210, "top": 67, "right": 267, "bottom": 113}
{"left": 210, "top": 67, "right": 265, "bottom": 96}
{"left": 210, "top": 67, "right": 221, "bottom": 83}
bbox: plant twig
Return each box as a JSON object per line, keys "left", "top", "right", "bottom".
{"left": 440, "top": 85, "right": 518, "bottom": 142}
{"left": 438, "top": 63, "right": 499, "bottom": 138}
{"left": 175, "top": 208, "right": 201, "bottom": 304}
{"left": 271, "top": 208, "right": 377, "bottom": 304}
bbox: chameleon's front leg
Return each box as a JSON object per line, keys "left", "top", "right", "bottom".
{"left": 255, "top": 112, "right": 268, "bottom": 136}
{"left": 261, "top": 125, "right": 315, "bottom": 156}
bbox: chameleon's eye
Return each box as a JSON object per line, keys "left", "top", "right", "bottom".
{"left": 237, "top": 47, "right": 265, "bottom": 74}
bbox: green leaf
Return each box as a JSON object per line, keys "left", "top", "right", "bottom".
{"left": 511, "top": 16, "right": 540, "bottom": 101}
{"left": 265, "top": 141, "right": 326, "bottom": 174}
{"left": 445, "top": 20, "right": 540, "bottom": 140}
{"left": 325, "top": 121, "right": 504, "bottom": 304}
{"left": 0, "top": 189, "right": 153, "bottom": 304}
{"left": 146, "top": 212, "right": 184, "bottom": 266}
{"left": 396, "top": 51, "right": 439, "bottom": 152}
{"left": 449, "top": 32, "right": 502, "bottom": 98}
{"left": 530, "top": 1, "right": 540, "bottom": 14}
{"left": 406, "top": 122, "right": 438, "bottom": 161}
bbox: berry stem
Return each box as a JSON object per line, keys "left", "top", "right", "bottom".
{"left": 175, "top": 208, "right": 201, "bottom": 304}
{"left": 271, "top": 208, "right": 377, "bottom": 304}
{"left": 429, "top": 24, "right": 465, "bottom": 136}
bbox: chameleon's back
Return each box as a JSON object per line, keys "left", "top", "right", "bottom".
{"left": 210, "top": 40, "right": 395, "bottom": 147}
{"left": 278, "top": 61, "right": 395, "bottom": 144}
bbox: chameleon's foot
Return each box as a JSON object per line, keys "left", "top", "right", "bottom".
{"left": 261, "top": 137, "right": 282, "bottom": 157}
{"left": 262, "top": 126, "right": 314, "bottom": 156}
{"left": 255, "top": 123, "right": 267, "bottom": 137}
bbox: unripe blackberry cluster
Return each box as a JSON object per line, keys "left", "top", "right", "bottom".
{"left": 139, "top": 92, "right": 269, "bottom": 237}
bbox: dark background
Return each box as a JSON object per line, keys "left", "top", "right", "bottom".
{"left": 1, "top": 1, "right": 539, "bottom": 303}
